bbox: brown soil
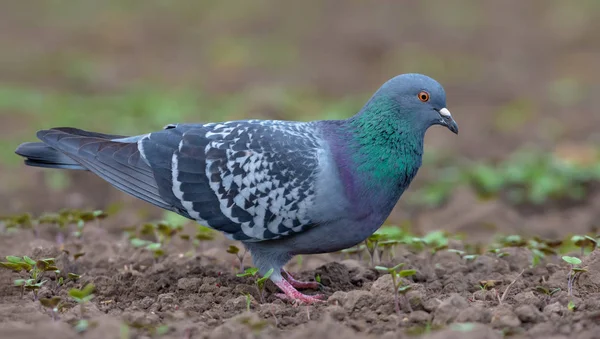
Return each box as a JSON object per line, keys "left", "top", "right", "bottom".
{"left": 1, "top": 220, "right": 599, "bottom": 339}
{"left": 1, "top": 1, "right": 600, "bottom": 338}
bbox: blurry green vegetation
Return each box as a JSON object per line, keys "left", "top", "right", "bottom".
{"left": 411, "top": 148, "right": 600, "bottom": 208}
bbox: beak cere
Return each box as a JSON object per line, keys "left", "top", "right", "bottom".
{"left": 439, "top": 107, "right": 459, "bottom": 134}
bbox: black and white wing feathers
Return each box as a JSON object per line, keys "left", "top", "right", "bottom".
{"left": 140, "top": 121, "right": 323, "bottom": 241}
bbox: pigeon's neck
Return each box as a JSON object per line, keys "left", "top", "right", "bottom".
{"left": 324, "top": 98, "right": 425, "bottom": 213}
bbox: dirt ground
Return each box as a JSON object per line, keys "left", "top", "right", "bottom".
{"left": 1, "top": 1, "right": 600, "bottom": 338}
{"left": 1, "top": 218, "right": 600, "bottom": 339}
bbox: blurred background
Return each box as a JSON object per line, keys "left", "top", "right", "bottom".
{"left": 1, "top": 0, "right": 600, "bottom": 242}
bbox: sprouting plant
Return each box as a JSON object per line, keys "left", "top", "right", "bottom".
{"left": 69, "top": 283, "right": 95, "bottom": 318}
{"left": 226, "top": 245, "right": 246, "bottom": 272}
{"left": 364, "top": 233, "right": 382, "bottom": 266}
{"left": 236, "top": 267, "right": 274, "bottom": 303}
{"left": 571, "top": 235, "right": 597, "bottom": 256}
{"left": 0, "top": 256, "right": 58, "bottom": 300}
{"left": 193, "top": 226, "right": 215, "bottom": 253}
{"left": 1, "top": 213, "right": 39, "bottom": 238}
{"left": 244, "top": 293, "right": 252, "bottom": 312}
{"left": 562, "top": 256, "right": 587, "bottom": 299}
{"left": 40, "top": 296, "right": 62, "bottom": 321}
{"left": 412, "top": 230, "right": 449, "bottom": 255}
{"left": 315, "top": 274, "right": 321, "bottom": 284}
{"left": 130, "top": 238, "right": 165, "bottom": 259}
{"left": 375, "top": 263, "right": 417, "bottom": 315}
{"left": 448, "top": 249, "right": 479, "bottom": 261}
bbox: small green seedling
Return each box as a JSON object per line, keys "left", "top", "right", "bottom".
{"left": 236, "top": 267, "right": 274, "bottom": 303}
{"left": 1, "top": 256, "right": 57, "bottom": 300}
{"left": 364, "top": 233, "right": 382, "bottom": 266}
{"left": 40, "top": 296, "right": 62, "bottom": 321}
{"left": 534, "top": 286, "right": 561, "bottom": 296}
{"left": 130, "top": 238, "right": 165, "bottom": 259}
{"left": 193, "top": 226, "right": 216, "bottom": 253}
{"left": 1, "top": 213, "right": 39, "bottom": 238}
{"left": 244, "top": 293, "right": 252, "bottom": 312}
{"left": 69, "top": 283, "right": 95, "bottom": 318}
{"left": 562, "top": 256, "right": 587, "bottom": 298}
{"left": 447, "top": 249, "right": 479, "bottom": 261}
{"left": 226, "top": 245, "right": 246, "bottom": 272}
{"left": 571, "top": 235, "right": 597, "bottom": 256}
{"left": 412, "top": 230, "right": 449, "bottom": 255}
{"left": 375, "top": 263, "right": 417, "bottom": 314}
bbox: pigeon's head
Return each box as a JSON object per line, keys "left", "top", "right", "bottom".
{"left": 376, "top": 73, "right": 458, "bottom": 135}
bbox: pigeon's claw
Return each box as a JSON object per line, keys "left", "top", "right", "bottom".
{"left": 282, "top": 270, "right": 322, "bottom": 290}
{"left": 274, "top": 279, "right": 325, "bottom": 305}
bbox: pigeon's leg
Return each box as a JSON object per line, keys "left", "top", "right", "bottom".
{"left": 273, "top": 279, "right": 325, "bottom": 305}
{"left": 281, "top": 269, "right": 320, "bottom": 290}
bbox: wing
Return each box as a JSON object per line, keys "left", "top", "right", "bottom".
{"left": 140, "top": 120, "right": 324, "bottom": 241}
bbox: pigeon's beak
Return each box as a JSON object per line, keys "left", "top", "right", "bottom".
{"left": 438, "top": 108, "right": 459, "bottom": 134}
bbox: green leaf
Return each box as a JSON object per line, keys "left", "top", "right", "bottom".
{"left": 399, "top": 269, "right": 417, "bottom": 277}
{"left": 74, "top": 319, "right": 89, "bottom": 333}
{"left": 0, "top": 262, "right": 23, "bottom": 272}
{"left": 374, "top": 266, "right": 390, "bottom": 272}
{"left": 226, "top": 245, "right": 240, "bottom": 254}
{"left": 156, "top": 325, "right": 170, "bottom": 335}
{"left": 397, "top": 285, "right": 412, "bottom": 293}
{"left": 36, "top": 260, "right": 49, "bottom": 271}
{"left": 568, "top": 300, "right": 576, "bottom": 311}
{"left": 40, "top": 296, "right": 62, "bottom": 308}
{"left": 236, "top": 267, "right": 259, "bottom": 277}
{"left": 257, "top": 268, "right": 274, "bottom": 288}
{"left": 463, "top": 254, "right": 478, "bottom": 261}
{"left": 23, "top": 256, "right": 36, "bottom": 266}
{"left": 68, "top": 273, "right": 81, "bottom": 280}
{"left": 130, "top": 238, "right": 149, "bottom": 247}
{"left": 5, "top": 256, "right": 23, "bottom": 264}
{"left": 447, "top": 249, "right": 465, "bottom": 256}
{"left": 14, "top": 279, "right": 26, "bottom": 286}
{"left": 145, "top": 242, "right": 161, "bottom": 251}
{"left": 562, "top": 256, "right": 582, "bottom": 265}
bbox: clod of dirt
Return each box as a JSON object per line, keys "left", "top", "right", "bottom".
{"left": 490, "top": 305, "right": 521, "bottom": 329}
{"left": 513, "top": 291, "right": 545, "bottom": 310}
{"left": 209, "top": 312, "right": 274, "bottom": 339}
{"left": 408, "top": 310, "right": 432, "bottom": 324}
{"left": 574, "top": 249, "right": 600, "bottom": 293}
{"left": 543, "top": 302, "right": 566, "bottom": 321}
{"left": 315, "top": 262, "right": 353, "bottom": 290}
{"left": 514, "top": 304, "right": 545, "bottom": 323}
{"left": 83, "top": 315, "right": 124, "bottom": 339}
{"left": 456, "top": 303, "right": 491, "bottom": 323}
{"left": 471, "top": 254, "right": 511, "bottom": 275}
{"left": 177, "top": 277, "right": 203, "bottom": 291}
{"left": 342, "top": 290, "right": 374, "bottom": 312}
{"left": 432, "top": 294, "right": 469, "bottom": 326}
{"left": 324, "top": 305, "right": 347, "bottom": 321}
{"left": 121, "top": 311, "right": 160, "bottom": 327}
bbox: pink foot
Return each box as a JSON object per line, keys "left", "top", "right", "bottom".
{"left": 282, "top": 270, "right": 321, "bottom": 290}
{"left": 274, "top": 279, "right": 324, "bottom": 305}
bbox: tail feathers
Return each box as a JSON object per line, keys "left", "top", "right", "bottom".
{"left": 15, "top": 142, "right": 87, "bottom": 170}
{"left": 16, "top": 127, "right": 176, "bottom": 213}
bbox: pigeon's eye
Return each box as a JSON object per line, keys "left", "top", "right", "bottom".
{"left": 418, "top": 91, "right": 430, "bottom": 102}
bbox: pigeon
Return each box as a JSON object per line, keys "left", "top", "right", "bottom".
{"left": 15, "top": 73, "right": 458, "bottom": 304}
